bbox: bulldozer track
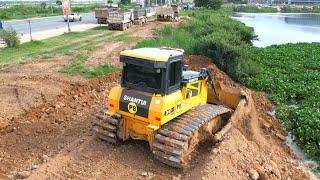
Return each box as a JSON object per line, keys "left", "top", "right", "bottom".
{"left": 92, "top": 108, "right": 121, "bottom": 144}
{"left": 152, "top": 104, "right": 231, "bottom": 168}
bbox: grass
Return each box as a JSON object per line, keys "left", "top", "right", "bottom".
{"left": 232, "top": 6, "right": 278, "bottom": 13}
{"left": 0, "top": 27, "right": 113, "bottom": 66}
{"left": 110, "top": 33, "right": 134, "bottom": 42}
{"left": 0, "top": 25, "right": 137, "bottom": 77}
{"left": 0, "top": 4, "right": 104, "bottom": 20}
{"left": 60, "top": 53, "right": 119, "bottom": 78}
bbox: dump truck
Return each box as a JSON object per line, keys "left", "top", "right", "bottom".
{"left": 145, "top": 7, "right": 156, "bottom": 18}
{"left": 156, "top": 5, "right": 179, "bottom": 22}
{"left": 95, "top": 7, "right": 118, "bottom": 24}
{"left": 92, "top": 47, "right": 248, "bottom": 168}
{"left": 133, "top": 8, "right": 147, "bottom": 25}
{"left": 108, "top": 10, "right": 134, "bottom": 31}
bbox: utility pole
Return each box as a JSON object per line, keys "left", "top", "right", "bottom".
{"left": 49, "top": 1, "right": 53, "bottom": 15}
{"left": 67, "top": 14, "right": 71, "bottom": 33}
{"left": 27, "top": 20, "right": 32, "bottom": 41}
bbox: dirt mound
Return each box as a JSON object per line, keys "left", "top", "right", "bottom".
{"left": 0, "top": 57, "right": 76, "bottom": 130}
{"left": 0, "top": 22, "right": 315, "bottom": 179}
{"left": 185, "top": 55, "right": 312, "bottom": 180}
{"left": 0, "top": 73, "right": 120, "bottom": 178}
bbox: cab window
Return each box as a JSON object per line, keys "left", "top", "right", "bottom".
{"left": 168, "top": 61, "right": 182, "bottom": 90}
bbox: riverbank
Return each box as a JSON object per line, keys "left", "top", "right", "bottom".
{"left": 232, "top": 5, "right": 320, "bottom": 13}
{"left": 137, "top": 9, "right": 320, "bottom": 174}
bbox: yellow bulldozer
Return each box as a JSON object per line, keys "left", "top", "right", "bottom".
{"left": 93, "top": 48, "right": 247, "bottom": 168}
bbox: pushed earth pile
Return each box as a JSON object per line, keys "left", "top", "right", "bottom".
{"left": 0, "top": 21, "right": 316, "bottom": 179}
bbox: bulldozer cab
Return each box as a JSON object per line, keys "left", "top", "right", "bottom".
{"left": 120, "top": 48, "right": 184, "bottom": 96}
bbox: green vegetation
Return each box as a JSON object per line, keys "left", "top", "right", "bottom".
{"left": 244, "top": 43, "right": 320, "bottom": 164}
{"left": 281, "top": 6, "right": 320, "bottom": 13}
{"left": 0, "top": 27, "right": 112, "bottom": 66}
{"left": 233, "top": 6, "right": 278, "bottom": 13}
{"left": 136, "top": 9, "right": 256, "bottom": 80}
{"left": 227, "top": 0, "right": 248, "bottom": 4}
{"left": 60, "top": 53, "right": 119, "bottom": 77}
{"left": 110, "top": 33, "right": 134, "bottom": 42}
{"left": 0, "top": 4, "right": 104, "bottom": 20}
{"left": 0, "top": 25, "right": 138, "bottom": 78}
{"left": 0, "top": 28, "right": 20, "bottom": 47}
{"left": 232, "top": 5, "right": 320, "bottom": 13}
{"left": 136, "top": 9, "right": 319, "bottom": 169}
{"left": 119, "top": 2, "right": 139, "bottom": 10}
{"left": 195, "top": 0, "right": 223, "bottom": 9}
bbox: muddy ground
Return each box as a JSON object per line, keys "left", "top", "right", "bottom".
{"left": 0, "top": 21, "right": 316, "bottom": 180}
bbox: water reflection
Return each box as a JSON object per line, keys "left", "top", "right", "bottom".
{"left": 284, "top": 14, "right": 320, "bottom": 27}
{"left": 233, "top": 13, "right": 320, "bottom": 47}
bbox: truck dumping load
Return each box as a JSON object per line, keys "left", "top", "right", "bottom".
{"left": 156, "top": 5, "right": 179, "bottom": 22}
{"left": 133, "top": 8, "right": 147, "bottom": 25}
{"left": 145, "top": 7, "right": 156, "bottom": 18}
{"left": 95, "top": 7, "right": 119, "bottom": 24}
{"left": 108, "top": 10, "right": 134, "bottom": 31}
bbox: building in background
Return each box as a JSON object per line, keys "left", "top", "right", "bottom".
{"left": 0, "top": 0, "right": 112, "bottom": 6}
{"left": 288, "top": 0, "right": 320, "bottom": 4}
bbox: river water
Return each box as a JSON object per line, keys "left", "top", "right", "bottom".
{"left": 233, "top": 13, "right": 320, "bottom": 47}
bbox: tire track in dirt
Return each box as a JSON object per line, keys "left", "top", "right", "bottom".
{"left": 0, "top": 21, "right": 170, "bottom": 179}
{"left": 0, "top": 21, "right": 315, "bottom": 180}
{"left": 0, "top": 74, "right": 119, "bottom": 177}
{"left": 0, "top": 54, "right": 84, "bottom": 129}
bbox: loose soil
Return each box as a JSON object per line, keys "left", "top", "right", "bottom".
{"left": 0, "top": 21, "right": 316, "bottom": 180}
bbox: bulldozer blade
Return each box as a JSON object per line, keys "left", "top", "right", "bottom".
{"left": 207, "top": 81, "right": 244, "bottom": 109}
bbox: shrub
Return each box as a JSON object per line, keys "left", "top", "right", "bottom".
{"left": 233, "top": 6, "right": 278, "bottom": 13}
{"left": 281, "top": 6, "right": 320, "bottom": 13}
{"left": 137, "top": 9, "right": 256, "bottom": 82}
{"left": 56, "top": 0, "right": 62, "bottom": 5}
{"left": 0, "top": 28, "right": 20, "bottom": 48}
{"left": 195, "top": 0, "right": 223, "bottom": 9}
{"left": 40, "top": 2, "right": 47, "bottom": 9}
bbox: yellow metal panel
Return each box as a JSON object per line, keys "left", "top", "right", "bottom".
{"left": 120, "top": 48, "right": 183, "bottom": 62}
{"left": 160, "top": 79, "right": 208, "bottom": 125}
{"left": 106, "top": 78, "right": 210, "bottom": 146}
{"left": 121, "top": 115, "right": 157, "bottom": 146}
{"left": 107, "top": 86, "right": 122, "bottom": 112}
{"left": 148, "top": 95, "right": 164, "bottom": 126}
{"left": 161, "top": 90, "right": 187, "bottom": 124}
{"left": 120, "top": 50, "right": 169, "bottom": 62}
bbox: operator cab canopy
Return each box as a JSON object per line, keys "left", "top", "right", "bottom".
{"left": 120, "top": 48, "right": 201, "bottom": 95}
{"left": 120, "top": 48, "right": 184, "bottom": 64}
